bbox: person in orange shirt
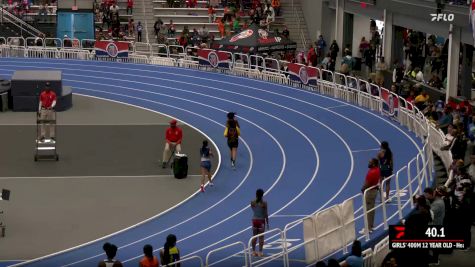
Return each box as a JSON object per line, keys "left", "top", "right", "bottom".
{"left": 139, "top": 244, "right": 159, "bottom": 267}
{"left": 208, "top": 5, "right": 216, "bottom": 23}
{"left": 216, "top": 17, "right": 225, "bottom": 38}
{"left": 271, "top": 0, "right": 281, "bottom": 16}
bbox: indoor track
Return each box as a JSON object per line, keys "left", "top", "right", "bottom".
{"left": 0, "top": 58, "right": 423, "bottom": 267}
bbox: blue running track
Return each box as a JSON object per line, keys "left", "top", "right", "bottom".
{"left": 0, "top": 58, "right": 423, "bottom": 267}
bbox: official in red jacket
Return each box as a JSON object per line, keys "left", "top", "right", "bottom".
{"left": 38, "top": 82, "right": 57, "bottom": 141}
{"left": 360, "top": 158, "right": 381, "bottom": 235}
{"left": 162, "top": 119, "right": 183, "bottom": 168}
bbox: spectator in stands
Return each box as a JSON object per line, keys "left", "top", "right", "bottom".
{"left": 450, "top": 162, "right": 473, "bottom": 249}
{"left": 208, "top": 5, "right": 216, "bottom": 23}
{"left": 167, "top": 19, "right": 176, "bottom": 37}
{"left": 139, "top": 244, "right": 159, "bottom": 267}
{"left": 401, "top": 195, "right": 432, "bottom": 267}
{"left": 359, "top": 158, "right": 381, "bottom": 234}
{"left": 128, "top": 18, "right": 135, "bottom": 37}
{"left": 359, "top": 37, "right": 369, "bottom": 59}
{"left": 414, "top": 90, "right": 429, "bottom": 110}
{"left": 225, "top": 112, "right": 240, "bottom": 168}
{"left": 136, "top": 21, "right": 143, "bottom": 42}
{"left": 378, "top": 141, "right": 393, "bottom": 201}
{"left": 363, "top": 44, "right": 375, "bottom": 73}
{"left": 109, "top": 3, "right": 119, "bottom": 21}
{"left": 271, "top": 0, "right": 281, "bottom": 16}
{"left": 437, "top": 106, "right": 453, "bottom": 134}
{"left": 315, "top": 35, "right": 326, "bottom": 62}
{"left": 327, "top": 259, "right": 340, "bottom": 267}
{"left": 167, "top": 0, "right": 174, "bottom": 8}
{"left": 186, "top": 0, "right": 197, "bottom": 8}
{"left": 154, "top": 18, "right": 163, "bottom": 38}
{"left": 392, "top": 60, "right": 404, "bottom": 84}
{"left": 424, "top": 186, "right": 446, "bottom": 225}
{"left": 98, "top": 242, "right": 123, "bottom": 267}
{"left": 159, "top": 234, "right": 180, "bottom": 266}
{"left": 307, "top": 45, "right": 317, "bottom": 67}
{"left": 250, "top": 188, "right": 269, "bottom": 257}
{"left": 450, "top": 128, "right": 468, "bottom": 161}
{"left": 282, "top": 26, "right": 289, "bottom": 39}
{"left": 341, "top": 240, "right": 363, "bottom": 267}
{"left": 200, "top": 140, "right": 214, "bottom": 192}
{"left": 264, "top": 3, "right": 275, "bottom": 24}
{"left": 315, "top": 261, "right": 326, "bottom": 267}
{"left": 162, "top": 119, "right": 183, "bottom": 168}
{"left": 414, "top": 67, "right": 425, "bottom": 83}
{"left": 178, "top": 32, "right": 188, "bottom": 47}
{"left": 341, "top": 50, "right": 355, "bottom": 72}
{"left": 329, "top": 40, "right": 339, "bottom": 61}
{"left": 321, "top": 52, "right": 335, "bottom": 72}
{"left": 126, "top": 0, "right": 133, "bottom": 15}
{"left": 198, "top": 24, "right": 209, "bottom": 43}
{"left": 428, "top": 74, "right": 443, "bottom": 89}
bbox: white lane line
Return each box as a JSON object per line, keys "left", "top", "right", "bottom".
{"left": 59, "top": 88, "right": 292, "bottom": 267}
{"left": 1, "top": 60, "right": 420, "bottom": 264}
{"left": 0, "top": 62, "right": 411, "bottom": 249}
{"left": 0, "top": 66, "right": 350, "bottom": 265}
{"left": 73, "top": 85, "right": 321, "bottom": 265}
{"left": 7, "top": 92, "right": 262, "bottom": 267}
{"left": 57, "top": 80, "right": 355, "bottom": 262}
{"left": 0, "top": 62, "right": 382, "bottom": 145}
{"left": 0, "top": 175, "right": 202, "bottom": 180}
{"left": 272, "top": 215, "right": 310, "bottom": 218}
{"left": 0, "top": 123, "right": 178, "bottom": 126}
{"left": 351, "top": 148, "right": 381, "bottom": 153}
{"left": 326, "top": 104, "right": 350, "bottom": 109}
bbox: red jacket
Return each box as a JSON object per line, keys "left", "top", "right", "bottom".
{"left": 40, "top": 90, "right": 57, "bottom": 108}
{"left": 365, "top": 166, "right": 381, "bottom": 188}
{"left": 165, "top": 126, "right": 183, "bottom": 143}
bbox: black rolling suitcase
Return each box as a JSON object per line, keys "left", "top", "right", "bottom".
{"left": 173, "top": 153, "right": 188, "bottom": 179}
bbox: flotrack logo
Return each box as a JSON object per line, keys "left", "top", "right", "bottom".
{"left": 430, "top": 13, "right": 454, "bottom": 22}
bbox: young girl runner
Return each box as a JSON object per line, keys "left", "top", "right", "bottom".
{"left": 224, "top": 112, "right": 240, "bottom": 169}
{"left": 250, "top": 188, "right": 269, "bottom": 257}
{"left": 200, "top": 140, "right": 214, "bottom": 192}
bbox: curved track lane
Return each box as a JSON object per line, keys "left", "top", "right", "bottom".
{"left": 0, "top": 58, "right": 422, "bottom": 267}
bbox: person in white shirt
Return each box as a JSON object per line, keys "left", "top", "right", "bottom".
{"left": 414, "top": 67, "right": 425, "bottom": 83}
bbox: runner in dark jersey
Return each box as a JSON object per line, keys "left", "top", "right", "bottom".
{"left": 224, "top": 112, "right": 240, "bottom": 169}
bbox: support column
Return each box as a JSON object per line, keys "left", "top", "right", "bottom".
{"left": 335, "top": 0, "right": 345, "bottom": 61}
{"left": 383, "top": 9, "right": 393, "bottom": 65}
{"left": 446, "top": 24, "right": 461, "bottom": 103}
{"left": 461, "top": 44, "right": 473, "bottom": 99}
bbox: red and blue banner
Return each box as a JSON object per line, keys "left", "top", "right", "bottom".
{"left": 197, "top": 49, "right": 231, "bottom": 69}
{"left": 94, "top": 41, "right": 129, "bottom": 58}
{"left": 381, "top": 89, "right": 399, "bottom": 117}
{"left": 287, "top": 63, "right": 318, "bottom": 86}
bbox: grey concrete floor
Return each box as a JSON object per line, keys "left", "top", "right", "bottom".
{"left": 0, "top": 95, "right": 218, "bottom": 260}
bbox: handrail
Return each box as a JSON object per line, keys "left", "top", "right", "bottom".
{"left": 205, "top": 241, "right": 247, "bottom": 267}
{"left": 0, "top": 42, "right": 449, "bottom": 267}
{"left": 163, "top": 255, "right": 204, "bottom": 267}
{"left": 247, "top": 228, "right": 283, "bottom": 267}
{"left": 0, "top": 6, "right": 44, "bottom": 37}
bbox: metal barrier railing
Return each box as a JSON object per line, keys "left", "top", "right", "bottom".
{"left": 0, "top": 41, "right": 453, "bottom": 267}
{"left": 163, "top": 255, "right": 204, "bottom": 267}
{"left": 247, "top": 228, "right": 284, "bottom": 267}
{"left": 205, "top": 241, "right": 247, "bottom": 267}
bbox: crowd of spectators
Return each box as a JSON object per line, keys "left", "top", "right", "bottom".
{"left": 94, "top": 0, "right": 134, "bottom": 41}
{"left": 1, "top": 0, "right": 57, "bottom": 22}
{"left": 152, "top": 0, "right": 282, "bottom": 47}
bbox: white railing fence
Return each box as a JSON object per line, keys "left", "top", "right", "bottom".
{"left": 0, "top": 39, "right": 453, "bottom": 267}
